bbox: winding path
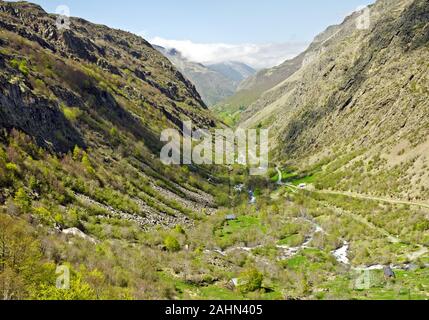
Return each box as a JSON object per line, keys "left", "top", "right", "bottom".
{"left": 272, "top": 169, "right": 429, "bottom": 265}
{"left": 318, "top": 200, "right": 428, "bottom": 263}
{"left": 273, "top": 162, "right": 429, "bottom": 210}
{"left": 288, "top": 184, "right": 429, "bottom": 210}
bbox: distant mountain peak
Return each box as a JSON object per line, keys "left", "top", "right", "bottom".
{"left": 155, "top": 46, "right": 256, "bottom": 106}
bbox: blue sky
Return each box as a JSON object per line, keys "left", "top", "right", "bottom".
{"left": 12, "top": 0, "right": 376, "bottom": 68}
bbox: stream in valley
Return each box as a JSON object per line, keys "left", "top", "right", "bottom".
{"left": 223, "top": 175, "right": 428, "bottom": 270}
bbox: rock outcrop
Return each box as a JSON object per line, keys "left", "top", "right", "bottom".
{"left": 0, "top": 0, "right": 216, "bottom": 153}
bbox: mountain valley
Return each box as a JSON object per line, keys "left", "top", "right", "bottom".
{"left": 0, "top": 0, "right": 428, "bottom": 301}
{"left": 155, "top": 45, "right": 256, "bottom": 106}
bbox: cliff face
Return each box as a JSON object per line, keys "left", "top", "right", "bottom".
{"left": 0, "top": 1, "right": 216, "bottom": 153}
{"left": 240, "top": 0, "right": 429, "bottom": 200}
{"left": 0, "top": 76, "right": 85, "bottom": 153}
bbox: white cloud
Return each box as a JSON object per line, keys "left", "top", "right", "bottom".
{"left": 150, "top": 37, "right": 309, "bottom": 69}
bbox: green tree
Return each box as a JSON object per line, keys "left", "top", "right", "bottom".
{"left": 0, "top": 214, "right": 42, "bottom": 299}
{"left": 81, "top": 152, "right": 96, "bottom": 175}
{"left": 31, "top": 272, "right": 97, "bottom": 300}
{"left": 33, "top": 207, "right": 54, "bottom": 224}
{"left": 164, "top": 236, "right": 180, "bottom": 252}
{"left": 0, "top": 147, "right": 6, "bottom": 162}
{"left": 72, "top": 145, "right": 82, "bottom": 161}
{"left": 10, "top": 59, "right": 29, "bottom": 76}
{"left": 14, "top": 187, "right": 31, "bottom": 212}
{"left": 5, "top": 162, "right": 19, "bottom": 174}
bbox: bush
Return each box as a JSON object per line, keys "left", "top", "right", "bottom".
{"left": 237, "top": 268, "right": 263, "bottom": 293}
{"left": 14, "top": 187, "right": 31, "bottom": 212}
{"left": 109, "top": 127, "right": 121, "bottom": 145}
{"left": 164, "top": 236, "right": 180, "bottom": 252}
{"left": 0, "top": 214, "right": 42, "bottom": 299}
{"left": 10, "top": 58, "right": 29, "bottom": 76}
{"left": 174, "top": 225, "right": 186, "bottom": 235}
{"left": 0, "top": 148, "right": 6, "bottom": 161}
{"left": 61, "top": 105, "right": 82, "bottom": 122}
{"left": 72, "top": 146, "right": 82, "bottom": 161}
{"left": 81, "top": 153, "right": 96, "bottom": 176}
{"left": 30, "top": 267, "right": 97, "bottom": 300}
{"left": 5, "top": 162, "right": 19, "bottom": 173}
{"left": 214, "top": 192, "right": 230, "bottom": 207}
{"left": 34, "top": 206, "right": 54, "bottom": 222}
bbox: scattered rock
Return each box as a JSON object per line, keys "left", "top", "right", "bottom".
{"left": 62, "top": 228, "right": 97, "bottom": 244}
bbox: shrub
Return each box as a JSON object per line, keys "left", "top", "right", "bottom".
{"left": 14, "top": 187, "right": 31, "bottom": 212}
{"left": 5, "top": 162, "right": 19, "bottom": 173}
{"left": 61, "top": 105, "right": 82, "bottom": 122}
{"left": 164, "top": 236, "right": 180, "bottom": 252}
{"left": 64, "top": 208, "right": 80, "bottom": 228}
{"left": 0, "top": 147, "right": 7, "bottom": 162}
{"left": 237, "top": 268, "right": 263, "bottom": 294}
{"left": 81, "top": 153, "right": 96, "bottom": 176}
{"left": 0, "top": 213, "right": 43, "bottom": 299}
{"left": 109, "top": 127, "right": 118, "bottom": 137}
{"left": 32, "top": 79, "right": 49, "bottom": 96}
{"left": 214, "top": 192, "right": 230, "bottom": 207}
{"left": 72, "top": 145, "right": 82, "bottom": 161}
{"left": 174, "top": 225, "right": 186, "bottom": 235}
{"left": 108, "top": 127, "right": 121, "bottom": 145}
{"left": 30, "top": 268, "right": 97, "bottom": 300}
{"left": 10, "top": 58, "right": 29, "bottom": 76}
{"left": 33, "top": 207, "right": 54, "bottom": 224}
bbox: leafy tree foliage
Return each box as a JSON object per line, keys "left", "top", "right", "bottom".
{"left": 238, "top": 268, "right": 264, "bottom": 294}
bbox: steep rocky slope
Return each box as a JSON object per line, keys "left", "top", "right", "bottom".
{"left": 241, "top": 0, "right": 429, "bottom": 201}
{"left": 0, "top": 1, "right": 239, "bottom": 300}
{"left": 214, "top": 13, "right": 374, "bottom": 126}
{"left": 206, "top": 61, "right": 256, "bottom": 84}
{"left": 155, "top": 45, "right": 255, "bottom": 106}
{"left": 0, "top": 0, "right": 221, "bottom": 229}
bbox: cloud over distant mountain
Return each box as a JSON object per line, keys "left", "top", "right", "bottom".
{"left": 150, "top": 37, "right": 309, "bottom": 69}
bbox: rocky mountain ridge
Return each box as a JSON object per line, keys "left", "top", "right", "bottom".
{"left": 0, "top": 0, "right": 220, "bottom": 228}
{"left": 0, "top": 1, "right": 216, "bottom": 152}
{"left": 239, "top": 0, "right": 429, "bottom": 201}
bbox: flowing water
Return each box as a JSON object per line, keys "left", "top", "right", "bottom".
{"left": 332, "top": 241, "right": 350, "bottom": 265}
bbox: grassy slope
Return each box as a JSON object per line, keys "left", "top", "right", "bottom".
{"left": 241, "top": 0, "right": 429, "bottom": 201}
{"left": 0, "top": 0, "right": 428, "bottom": 301}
